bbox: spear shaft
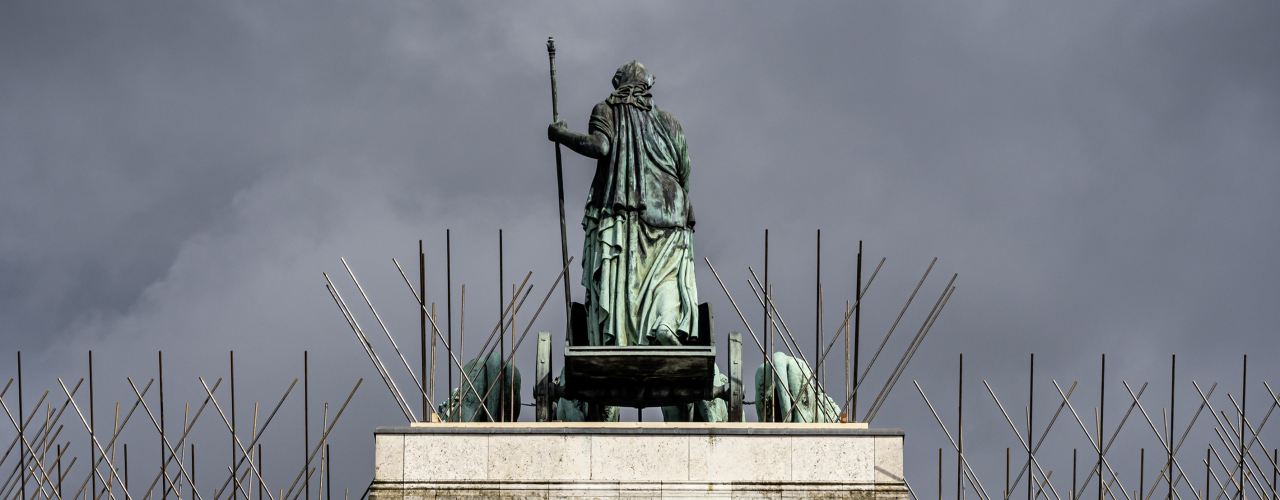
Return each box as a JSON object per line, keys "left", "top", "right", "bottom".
{"left": 547, "top": 37, "right": 572, "bottom": 339}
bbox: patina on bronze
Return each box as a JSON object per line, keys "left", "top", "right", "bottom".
{"left": 535, "top": 57, "right": 752, "bottom": 423}
{"left": 547, "top": 60, "right": 699, "bottom": 349}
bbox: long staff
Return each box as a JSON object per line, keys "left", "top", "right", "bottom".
{"left": 547, "top": 37, "right": 572, "bottom": 338}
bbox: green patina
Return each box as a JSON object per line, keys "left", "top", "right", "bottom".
{"left": 548, "top": 61, "right": 698, "bottom": 348}
{"left": 545, "top": 61, "right": 840, "bottom": 424}
{"left": 438, "top": 350, "right": 521, "bottom": 422}
{"left": 755, "top": 352, "right": 843, "bottom": 423}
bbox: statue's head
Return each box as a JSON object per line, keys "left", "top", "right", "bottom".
{"left": 612, "top": 61, "right": 655, "bottom": 90}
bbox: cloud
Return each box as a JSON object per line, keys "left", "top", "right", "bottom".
{"left": 2, "top": 0, "right": 1278, "bottom": 495}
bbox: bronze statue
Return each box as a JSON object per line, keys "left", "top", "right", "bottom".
{"left": 548, "top": 61, "right": 699, "bottom": 348}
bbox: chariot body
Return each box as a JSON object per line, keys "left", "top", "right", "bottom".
{"left": 533, "top": 302, "right": 745, "bottom": 421}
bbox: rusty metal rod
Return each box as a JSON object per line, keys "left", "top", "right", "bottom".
{"left": 280, "top": 380, "right": 362, "bottom": 500}
{"left": 92, "top": 381, "right": 203, "bottom": 500}
{"left": 866, "top": 284, "right": 957, "bottom": 424}
{"left": 194, "top": 379, "right": 275, "bottom": 500}
{"left": 208, "top": 379, "right": 294, "bottom": 500}
{"left": 341, "top": 258, "right": 428, "bottom": 405}
{"left": 391, "top": 261, "right": 502, "bottom": 422}
{"left": 849, "top": 258, "right": 935, "bottom": 402}
{"left": 0, "top": 394, "right": 58, "bottom": 500}
{"left": 324, "top": 277, "right": 416, "bottom": 421}
{"left": 864, "top": 276, "right": 956, "bottom": 421}
{"left": 1074, "top": 382, "right": 1163, "bottom": 498}
{"left": 122, "top": 378, "right": 200, "bottom": 500}
{"left": 467, "top": 257, "right": 574, "bottom": 422}
{"left": 55, "top": 379, "right": 135, "bottom": 500}
{"left": 799, "top": 257, "right": 887, "bottom": 420}
{"left": 1050, "top": 380, "right": 1134, "bottom": 500}
{"left": 914, "top": 381, "right": 995, "bottom": 500}
{"left": 743, "top": 280, "right": 840, "bottom": 422}
{"left": 703, "top": 258, "right": 815, "bottom": 423}
{"left": 985, "top": 380, "right": 1064, "bottom": 500}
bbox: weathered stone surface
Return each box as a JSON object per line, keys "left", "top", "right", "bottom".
{"left": 373, "top": 423, "right": 903, "bottom": 499}
{"left": 403, "top": 434, "right": 487, "bottom": 481}
{"left": 590, "top": 434, "right": 688, "bottom": 481}
{"left": 374, "top": 434, "right": 403, "bottom": 482}
{"left": 487, "top": 434, "right": 591, "bottom": 481}
{"left": 695, "top": 435, "right": 791, "bottom": 482}
{"left": 875, "top": 435, "right": 905, "bottom": 484}
{"left": 792, "top": 435, "right": 875, "bottom": 482}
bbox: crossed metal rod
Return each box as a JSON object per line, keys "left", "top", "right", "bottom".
{"left": 6, "top": 440, "right": 72, "bottom": 500}
{"left": 746, "top": 268, "right": 822, "bottom": 371}
{"left": 341, "top": 259, "right": 434, "bottom": 419}
{"left": 464, "top": 257, "right": 573, "bottom": 423}
{"left": 745, "top": 278, "right": 819, "bottom": 388}
{"left": 1192, "top": 381, "right": 1279, "bottom": 500}
{"left": 57, "top": 378, "right": 143, "bottom": 500}
{"left": 391, "top": 258, "right": 533, "bottom": 422}
{"left": 1205, "top": 450, "right": 1233, "bottom": 500}
{"left": 864, "top": 279, "right": 956, "bottom": 424}
{"left": 723, "top": 256, "right": 938, "bottom": 425}
{"left": 0, "top": 414, "right": 61, "bottom": 500}
{"left": 743, "top": 277, "right": 842, "bottom": 422}
{"left": 34, "top": 405, "right": 64, "bottom": 500}
{"left": 0, "top": 392, "right": 60, "bottom": 500}
{"left": 777, "top": 258, "right": 886, "bottom": 422}
{"left": 1137, "top": 382, "right": 1218, "bottom": 500}
{"left": 1121, "top": 380, "right": 1215, "bottom": 500}
{"left": 393, "top": 258, "right": 534, "bottom": 414}
{"left": 1067, "top": 381, "right": 1168, "bottom": 500}
{"left": 704, "top": 258, "right": 821, "bottom": 423}
{"left": 1222, "top": 391, "right": 1279, "bottom": 494}
{"left": 206, "top": 378, "right": 294, "bottom": 500}
{"left": 747, "top": 263, "right": 948, "bottom": 425}
{"left": 1208, "top": 443, "right": 1261, "bottom": 500}
{"left": 450, "top": 281, "right": 531, "bottom": 419}
{"left": 133, "top": 379, "right": 224, "bottom": 500}
{"left": 73, "top": 380, "right": 156, "bottom": 500}
{"left": 326, "top": 273, "right": 418, "bottom": 421}
{"left": 911, "top": 365, "right": 1276, "bottom": 500}
{"left": 1210, "top": 427, "right": 1267, "bottom": 500}
{"left": 1052, "top": 380, "right": 1136, "bottom": 500}
{"left": 0, "top": 379, "right": 81, "bottom": 500}
{"left": 1203, "top": 405, "right": 1251, "bottom": 500}
{"left": 280, "top": 379, "right": 361, "bottom": 500}
{"left": 122, "top": 377, "right": 204, "bottom": 500}
{"left": 915, "top": 380, "right": 996, "bottom": 500}
{"left": 194, "top": 377, "right": 288, "bottom": 500}
{"left": 842, "top": 258, "right": 936, "bottom": 419}
{"left": 398, "top": 258, "right": 546, "bottom": 423}
{"left": 986, "top": 380, "right": 1081, "bottom": 500}
{"left": 0, "top": 385, "right": 40, "bottom": 488}
{"left": 2, "top": 364, "right": 359, "bottom": 500}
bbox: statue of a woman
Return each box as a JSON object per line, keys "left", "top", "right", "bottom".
{"left": 548, "top": 61, "right": 698, "bottom": 347}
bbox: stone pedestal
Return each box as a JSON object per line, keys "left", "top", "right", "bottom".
{"left": 372, "top": 422, "right": 905, "bottom": 499}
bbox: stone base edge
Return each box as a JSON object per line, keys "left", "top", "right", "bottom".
{"left": 371, "top": 482, "right": 908, "bottom": 499}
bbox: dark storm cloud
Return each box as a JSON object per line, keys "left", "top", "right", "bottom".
{"left": 1, "top": 0, "right": 1277, "bottom": 495}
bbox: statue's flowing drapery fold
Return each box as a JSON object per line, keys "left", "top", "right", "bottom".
{"left": 581, "top": 62, "right": 698, "bottom": 347}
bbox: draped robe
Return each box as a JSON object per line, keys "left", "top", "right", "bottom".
{"left": 581, "top": 89, "right": 698, "bottom": 347}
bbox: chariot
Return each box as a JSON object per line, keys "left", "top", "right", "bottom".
{"left": 533, "top": 302, "right": 745, "bottom": 421}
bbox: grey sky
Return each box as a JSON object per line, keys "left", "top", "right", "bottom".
{"left": 2, "top": 0, "right": 1278, "bottom": 496}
